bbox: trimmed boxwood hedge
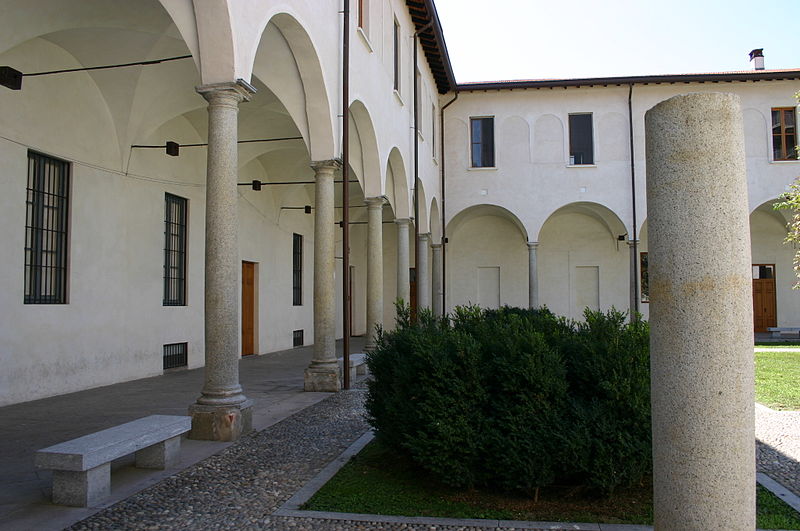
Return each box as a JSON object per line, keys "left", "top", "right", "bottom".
{"left": 365, "top": 305, "right": 650, "bottom": 495}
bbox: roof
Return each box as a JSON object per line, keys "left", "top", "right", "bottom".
{"left": 405, "top": 0, "right": 456, "bottom": 94}
{"left": 457, "top": 69, "right": 800, "bottom": 91}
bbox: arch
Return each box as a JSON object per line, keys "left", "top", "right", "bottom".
{"left": 191, "top": 0, "right": 235, "bottom": 83}
{"left": 415, "top": 179, "right": 429, "bottom": 234}
{"left": 535, "top": 201, "right": 627, "bottom": 242}
{"left": 429, "top": 198, "right": 442, "bottom": 241}
{"left": 349, "top": 100, "right": 382, "bottom": 198}
{"left": 251, "top": 13, "right": 335, "bottom": 161}
{"left": 447, "top": 204, "right": 529, "bottom": 242}
{"left": 751, "top": 198, "right": 794, "bottom": 228}
{"left": 385, "top": 148, "right": 410, "bottom": 219}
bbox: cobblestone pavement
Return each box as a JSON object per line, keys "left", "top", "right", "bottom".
{"left": 756, "top": 404, "right": 800, "bottom": 497}
{"left": 68, "top": 391, "right": 799, "bottom": 531}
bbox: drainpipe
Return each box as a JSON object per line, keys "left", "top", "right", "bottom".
{"left": 628, "top": 83, "right": 639, "bottom": 320}
{"left": 413, "top": 21, "right": 433, "bottom": 323}
{"left": 440, "top": 91, "right": 458, "bottom": 315}
{"left": 341, "top": 0, "right": 351, "bottom": 388}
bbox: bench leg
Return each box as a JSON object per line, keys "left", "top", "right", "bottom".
{"left": 135, "top": 435, "right": 181, "bottom": 469}
{"left": 52, "top": 462, "right": 110, "bottom": 507}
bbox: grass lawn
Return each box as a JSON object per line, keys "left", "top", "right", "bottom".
{"left": 755, "top": 343, "right": 800, "bottom": 348}
{"left": 755, "top": 349, "right": 800, "bottom": 410}
{"left": 304, "top": 440, "right": 800, "bottom": 529}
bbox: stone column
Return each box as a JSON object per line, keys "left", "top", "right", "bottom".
{"left": 627, "top": 239, "right": 639, "bottom": 319}
{"left": 304, "top": 160, "right": 342, "bottom": 392}
{"left": 431, "top": 242, "right": 443, "bottom": 317}
{"left": 417, "top": 233, "right": 431, "bottom": 310}
{"left": 395, "top": 218, "right": 411, "bottom": 305}
{"left": 364, "top": 197, "right": 385, "bottom": 351}
{"left": 189, "top": 80, "right": 255, "bottom": 442}
{"left": 646, "top": 93, "right": 754, "bottom": 530}
{"left": 527, "top": 242, "right": 539, "bottom": 309}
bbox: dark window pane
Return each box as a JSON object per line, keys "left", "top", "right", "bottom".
{"left": 164, "top": 194, "right": 187, "bottom": 306}
{"left": 293, "top": 233, "right": 303, "bottom": 305}
{"left": 470, "top": 117, "right": 494, "bottom": 167}
{"left": 569, "top": 114, "right": 594, "bottom": 165}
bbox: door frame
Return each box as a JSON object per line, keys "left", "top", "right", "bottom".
{"left": 752, "top": 263, "right": 777, "bottom": 333}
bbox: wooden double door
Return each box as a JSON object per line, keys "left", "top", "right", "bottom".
{"left": 242, "top": 261, "right": 256, "bottom": 356}
{"left": 752, "top": 264, "right": 776, "bottom": 333}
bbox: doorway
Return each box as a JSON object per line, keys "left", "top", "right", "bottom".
{"left": 242, "top": 261, "right": 257, "bottom": 356}
{"left": 752, "top": 264, "right": 776, "bottom": 333}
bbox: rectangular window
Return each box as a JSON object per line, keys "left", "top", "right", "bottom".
{"left": 772, "top": 107, "right": 797, "bottom": 160}
{"left": 293, "top": 329, "right": 304, "bottom": 347}
{"left": 25, "top": 151, "right": 70, "bottom": 304}
{"left": 293, "top": 233, "right": 303, "bottom": 305}
{"left": 470, "top": 117, "right": 495, "bottom": 167}
{"left": 393, "top": 19, "right": 401, "bottom": 92}
{"left": 431, "top": 102, "right": 437, "bottom": 155}
{"left": 569, "top": 113, "right": 594, "bottom": 165}
{"left": 163, "top": 342, "right": 188, "bottom": 370}
{"left": 640, "top": 252, "right": 649, "bottom": 303}
{"left": 358, "top": 0, "right": 369, "bottom": 34}
{"left": 163, "top": 193, "right": 187, "bottom": 306}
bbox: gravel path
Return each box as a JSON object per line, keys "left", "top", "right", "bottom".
{"left": 68, "top": 391, "right": 799, "bottom": 531}
{"left": 756, "top": 404, "right": 800, "bottom": 497}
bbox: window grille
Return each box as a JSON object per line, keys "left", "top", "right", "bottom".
{"left": 25, "top": 151, "right": 70, "bottom": 304}
{"left": 163, "top": 342, "right": 188, "bottom": 370}
{"left": 293, "top": 329, "right": 304, "bottom": 347}
{"left": 163, "top": 194, "right": 187, "bottom": 306}
{"left": 293, "top": 233, "right": 303, "bottom": 306}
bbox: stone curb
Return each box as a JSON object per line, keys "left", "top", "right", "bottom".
{"left": 758, "top": 472, "right": 800, "bottom": 515}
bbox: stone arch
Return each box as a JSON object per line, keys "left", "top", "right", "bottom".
{"left": 385, "top": 148, "right": 410, "bottom": 219}
{"left": 537, "top": 202, "right": 629, "bottom": 320}
{"left": 533, "top": 114, "right": 564, "bottom": 163}
{"left": 429, "top": 198, "right": 442, "bottom": 241}
{"left": 191, "top": 0, "right": 236, "bottom": 83}
{"left": 446, "top": 204, "right": 529, "bottom": 311}
{"left": 415, "top": 179, "right": 429, "bottom": 235}
{"left": 251, "top": 12, "right": 336, "bottom": 161}
{"left": 349, "top": 100, "right": 382, "bottom": 198}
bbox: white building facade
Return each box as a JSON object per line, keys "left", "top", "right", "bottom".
{"left": 0, "top": 0, "right": 797, "bottom": 415}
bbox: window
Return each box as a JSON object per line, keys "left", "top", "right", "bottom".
{"left": 163, "top": 342, "right": 188, "bottom": 370}
{"left": 431, "top": 102, "right": 437, "bottom": 155}
{"left": 569, "top": 113, "right": 594, "bottom": 165}
{"left": 393, "top": 19, "right": 401, "bottom": 92}
{"left": 470, "top": 117, "right": 495, "bottom": 167}
{"left": 163, "top": 193, "right": 187, "bottom": 306}
{"left": 293, "top": 233, "right": 303, "bottom": 305}
{"left": 24, "top": 151, "right": 70, "bottom": 304}
{"left": 293, "top": 329, "right": 304, "bottom": 347}
{"left": 772, "top": 107, "right": 797, "bottom": 160}
{"left": 358, "top": 0, "right": 369, "bottom": 35}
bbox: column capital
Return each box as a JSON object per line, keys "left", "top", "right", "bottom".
{"left": 527, "top": 241, "right": 539, "bottom": 250}
{"left": 419, "top": 232, "right": 431, "bottom": 242}
{"left": 364, "top": 196, "right": 387, "bottom": 208}
{"left": 196, "top": 79, "right": 256, "bottom": 105}
{"left": 395, "top": 217, "right": 411, "bottom": 226}
{"left": 431, "top": 242, "right": 442, "bottom": 250}
{"left": 626, "top": 239, "right": 640, "bottom": 247}
{"left": 310, "top": 159, "right": 342, "bottom": 173}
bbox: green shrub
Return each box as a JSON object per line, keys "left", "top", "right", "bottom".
{"left": 365, "top": 304, "right": 651, "bottom": 496}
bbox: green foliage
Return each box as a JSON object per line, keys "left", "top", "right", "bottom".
{"left": 366, "top": 304, "right": 651, "bottom": 496}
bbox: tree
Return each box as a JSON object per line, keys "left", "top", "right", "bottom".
{"left": 773, "top": 91, "right": 800, "bottom": 288}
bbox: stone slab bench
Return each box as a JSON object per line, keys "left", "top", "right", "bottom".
{"left": 35, "top": 415, "right": 191, "bottom": 507}
{"left": 768, "top": 327, "right": 800, "bottom": 339}
{"left": 337, "top": 353, "right": 369, "bottom": 383}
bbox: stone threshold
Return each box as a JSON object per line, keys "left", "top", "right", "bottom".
{"left": 274, "top": 430, "right": 800, "bottom": 531}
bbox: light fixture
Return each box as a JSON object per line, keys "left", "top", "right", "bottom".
{"left": 0, "top": 66, "right": 22, "bottom": 90}
{"left": 165, "top": 141, "right": 180, "bottom": 157}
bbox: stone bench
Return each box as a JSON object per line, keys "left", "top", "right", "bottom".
{"left": 337, "top": 353, "right": 369, "bottom": 383}
{"left": 768, "top": 327, "right": 800, "bottom": 339}
{"left": 35, "top": 415, "right": 191, "bottom": 507}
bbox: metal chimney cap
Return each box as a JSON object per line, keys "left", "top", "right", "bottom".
{"left": 749, "top": 48, "right": 764, "bottom": 60}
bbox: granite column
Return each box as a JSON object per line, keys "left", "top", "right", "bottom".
{"left": 431, "top": 242, "right": 443, "bottom": 317}
{"left": 417, "top": 233, "right": 431, "bottom": 310}
{"left": 365, "top": 197, "right": 385, "bottom": 351}
{"left": 395, "top": 218, "right": 411, "bottom": 305}
{"left": 527, "top": 242, "right": 539, "bottom": 309}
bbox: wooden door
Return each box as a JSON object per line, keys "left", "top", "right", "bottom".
{"left": 349, "top": 265, "right": 355, "bottom": 337}
{"left": 242, "top": 261, "right": 256, "bottom": 356}
{"left": 752, "top": 264, "right": 776, "bottom": 333}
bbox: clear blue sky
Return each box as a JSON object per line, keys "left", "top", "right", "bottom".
{"left": 434, "top": 0, "right": 800, "bottom": 83}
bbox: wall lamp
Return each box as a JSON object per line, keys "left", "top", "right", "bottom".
{"left": 280, "top": 206, "right": 313, "bottom": 214}
{"left": 1, "top": 55, "right": 192, "bottom": 90}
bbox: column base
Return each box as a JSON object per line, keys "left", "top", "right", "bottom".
{"left": 188, "top": 400, "right": 253, "bottom": 441}
{"left": 304, "top": 364, "right": 341, "bottom": 392}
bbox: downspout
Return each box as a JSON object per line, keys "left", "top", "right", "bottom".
{"left": 440, "top": 91, "right": 458, "bottom": 315}
{"left": 341, "top": 0, "right": 351, "bottom": 388}
{"left": 413, "top": 21, "right": 433, "bottom": 323}
{"left": 628, "top": 83, "right": 639, "bottom": 320}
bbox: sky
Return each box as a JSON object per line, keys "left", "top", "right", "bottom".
{"left": 433, "top": 0, "right": 800, "bottom": 83}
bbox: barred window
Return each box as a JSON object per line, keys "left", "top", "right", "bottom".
{"left": 163, "top": 342, "right": 188, "bottom": 370}
{"left": 163, "top": 194, "right": 187, "bottom": 306}
{"left": 25, "top": 151, "right": 70, "bottom": 304}
{"left": 293, "top": 233, "right": 303, "bottom": 306}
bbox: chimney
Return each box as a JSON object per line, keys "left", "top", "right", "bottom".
{"left": 749, "top": 49, "right": 764, "bottom": 70}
